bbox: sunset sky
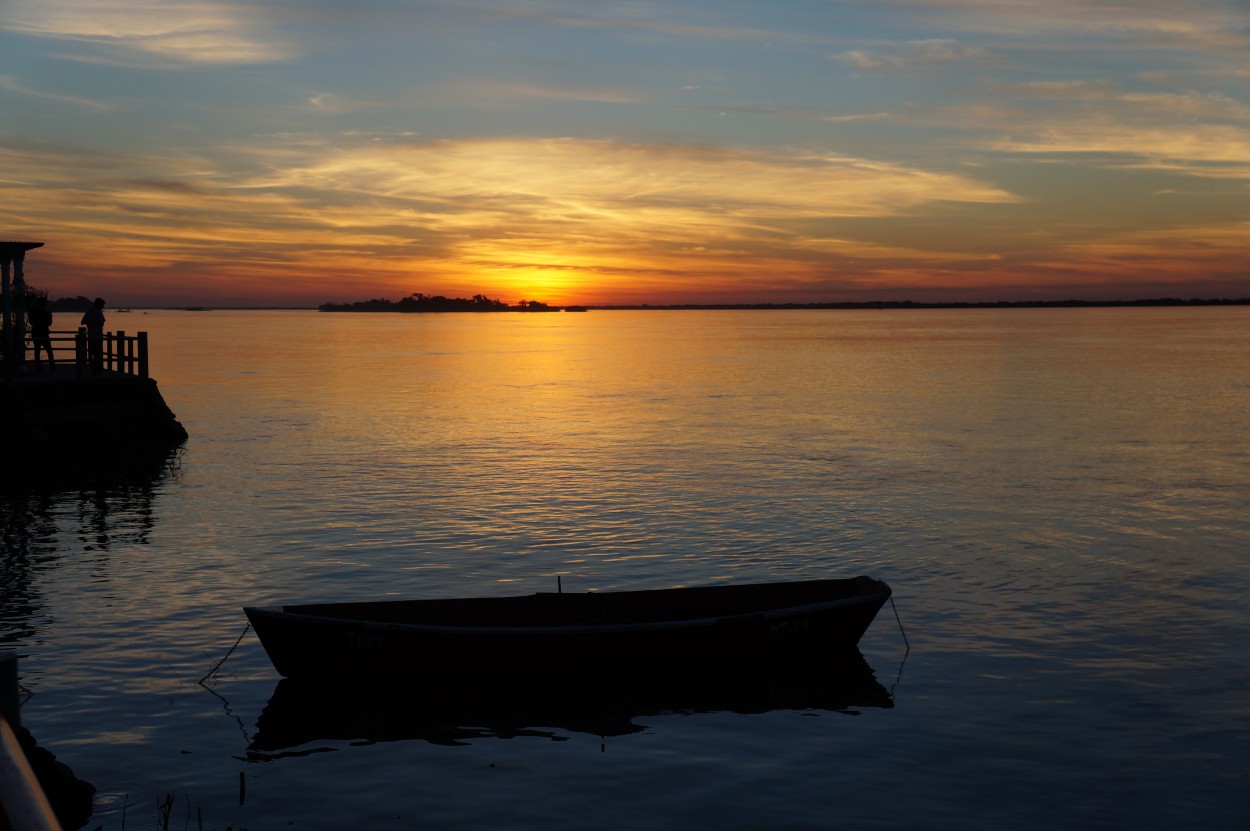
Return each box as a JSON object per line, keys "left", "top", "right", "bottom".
{"left": 2, "top": 1, "right": 1248, "bottom": 307}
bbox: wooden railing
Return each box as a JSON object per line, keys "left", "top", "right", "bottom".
{"left": 17, "top": 329, "right": 149, "bottom": 379}
{"left": 31, "top": 331, "right": 80, "bottom": 371}
{"left": 58, "top": 329, "right": 150, "bottom": 379}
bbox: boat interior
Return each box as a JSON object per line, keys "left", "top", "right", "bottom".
{"left": 280, "top": 576, "right": 888, "bottom": 627}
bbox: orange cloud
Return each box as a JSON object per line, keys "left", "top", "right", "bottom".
{"left": 4, "top": 129, "right": 1245, "bottom": 307}
{"left": 4, "top": 136, "right": 1026, "bottom": 304}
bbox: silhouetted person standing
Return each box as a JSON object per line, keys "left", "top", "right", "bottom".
{"left": 82, "top": 297, "right": 106, "bottom": 374}
{"left": 29, "top": 296, "right": 54, "bottom": 371}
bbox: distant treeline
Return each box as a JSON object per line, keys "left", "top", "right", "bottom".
{"left": 321, "top": 295, "right": 1250, "bottom": 313}
{"left": 319, "top": 293, "right": 559, "bottom": 313}
{"left": 48, "top": 296, "right": 95, "bottom": 312}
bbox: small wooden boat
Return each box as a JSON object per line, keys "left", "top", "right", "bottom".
{"left": 244, "top": 575, "right": 892, "bottom": 679}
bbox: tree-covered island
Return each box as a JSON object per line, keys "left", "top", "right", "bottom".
{"left": 318, "top": 293, "right": 558, "bottom": 313}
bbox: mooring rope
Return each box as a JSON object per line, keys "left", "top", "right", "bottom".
{"left": 887, "top": 594, "right": 911, "bottom": 699}
{"left": 890, "top": 594, "right": 910, "bottom": 651}
{"left": 198, "top": 622, "right": 252, "bottom": 686}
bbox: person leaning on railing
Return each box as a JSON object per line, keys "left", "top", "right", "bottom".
{"left": 80, "top": 297, "right": 106, "bottom": 374}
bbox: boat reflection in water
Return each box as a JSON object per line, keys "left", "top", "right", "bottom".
{"left": 247, "top": 649, "right": 893, "bottom": 758}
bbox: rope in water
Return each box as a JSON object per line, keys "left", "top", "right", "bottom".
{"left": 198, "top": 622, "right": 252, "bottom": 685}
{"left": 887, "top": 594, "right": 911, "bottom": 700}
{"left": 890, "top": 594, "right": 910, "bottom": 652}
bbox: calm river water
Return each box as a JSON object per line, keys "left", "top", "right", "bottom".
{"left": 3, "top": 308, "right": 1249, "bottom": 829}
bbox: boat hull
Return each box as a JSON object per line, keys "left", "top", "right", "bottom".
{"left": 244, "top": 576, "right": 892, "bottom": 679}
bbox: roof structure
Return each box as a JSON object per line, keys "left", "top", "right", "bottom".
{"left": 0, "top": 242, "right": 44, "bottom": 255}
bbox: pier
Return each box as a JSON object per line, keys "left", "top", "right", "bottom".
{"left": 0, "top": 242, "right": 187, "bottom": 484}
{"left": 0, "top": 351, "right": 188, "bottom": 486}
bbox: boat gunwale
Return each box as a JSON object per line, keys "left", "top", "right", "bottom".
{"left": 243, "top": 585, "right": 891, "bottom": 637}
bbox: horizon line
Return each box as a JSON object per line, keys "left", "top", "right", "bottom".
{"left": 130, "top": 296, "right": 1250, "bottom": 311}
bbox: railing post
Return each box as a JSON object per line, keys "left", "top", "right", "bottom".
{"left": 75, "top": 328, "right": 86, "bottom": 380}
{"left": 138, "top": 332, "right": 149, "bottom": 379}
{"left": 114, "top": 331, "right": 124, "bottom": 373}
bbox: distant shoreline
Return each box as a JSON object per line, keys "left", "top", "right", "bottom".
{"left": 46, "top": 297, "right": 1250, "bottom": 312}
{"left": 317, "top": 297, "right": 1250, "bottom": 312}
{"left": 563, "top": 298, "right": 1250, "bottom": 311}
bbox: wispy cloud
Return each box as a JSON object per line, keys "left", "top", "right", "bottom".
{"left": 1004, "top": 81, "right": 1250, "bottom": 121}
{"left": 4, "top": 0, "right": 300, "bottom": 65}
{"left": 991, "top": 124, "right": 1250, "bottom": 177}
{"left": 834, "top": 39, "right": 998, "bottom": 72}
{"left": 446, "top": 80, "right": 645, "bottom": 106}
{"left": 874, "top": 0, "right": 1249, "bottom": 45}
{"left": 0, "top": 74, "right": 113, "bottom": 111}
{"left": 944, "top": 79, "right": 1250, "bottom": 176}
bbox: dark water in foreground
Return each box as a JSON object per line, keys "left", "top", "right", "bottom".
{"left": 3, "top": 308, "right": 1249, "bottom": 829}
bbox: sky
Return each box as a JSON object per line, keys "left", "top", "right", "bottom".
{"left": 1, "top": 0, "right": 1248, "bottom": 307}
